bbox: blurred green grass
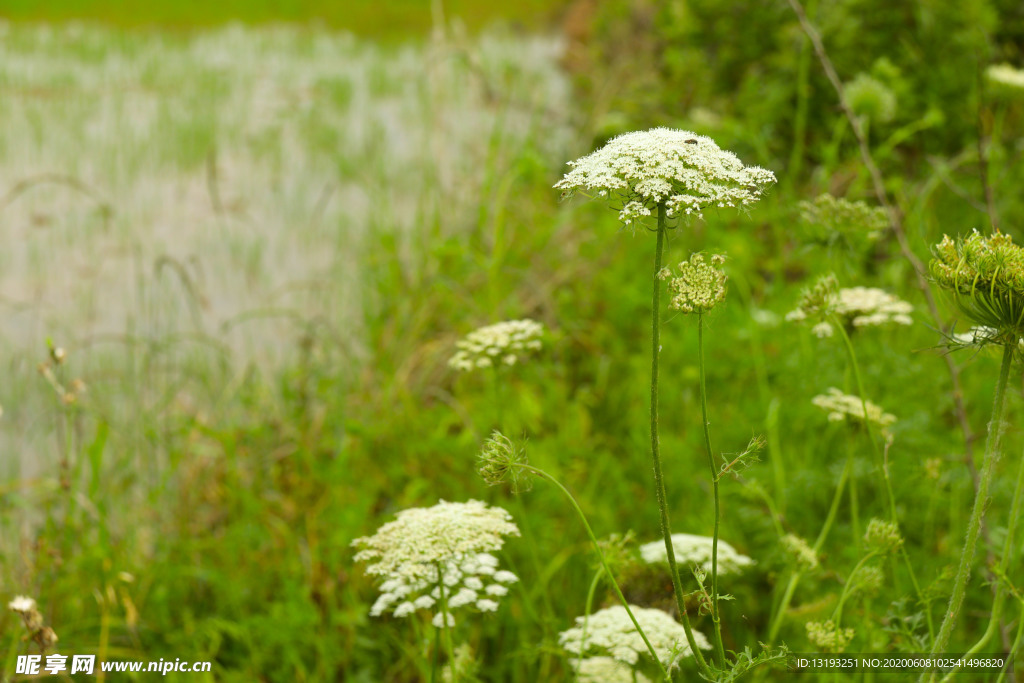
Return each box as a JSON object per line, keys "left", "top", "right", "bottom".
{"left": 0, "top": 0, "right": 570, "bottom": 38}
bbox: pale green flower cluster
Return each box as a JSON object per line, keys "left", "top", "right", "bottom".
{"left": 574, "top": 656, "right": 652, "bottom": 683}
{"left": 864, "top": 518, "right": 903, "bottom": 554}
{"left": 662, "top": 253, "right": 728, "bottom": 314}
{"left": 554, "top": 127, "right": 776, "bottom": 224}
{"left": 559, "top": 605, "right": 711, "bottom": 671}
{"left": 811, "top": 388, "right": 896, "bottom": 432}
{"left": 639, "top": 533, "right": 754, "bottom": 576}
{"left": 852, "top": 565, "right": 884, "bottom": 597}
{"left": 986, "top": 63, "right": 1024, "bottom": 91}
{"left": 781, "top": 534, "right": 819, "bottom": 571}
{"left": 448, "top": 319, "right": 544, "bottom": 372}
{"left": 844, "top": 72, "right": 897, "bottom": 124}
{"left": 788, "top": 286, "right": 911, "bottom": 338}
{"left": 798, "top": 194, "right": 888, "bottom": 244}
{"left": 352, "top": 500, "right": 520, "bottom": 626}
{"left": 806, "top": 620, "right": 855, "bottom": 653}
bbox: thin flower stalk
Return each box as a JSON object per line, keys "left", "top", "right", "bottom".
{"left": 833, "top": 316, "right": 933, "bottom": 642}
{"left": 698, "top": 312, "right": 726, "bottom": 666}
{"left": 516, "top": 462, "right": 674, "bottom": 681}
{"left": 944, "top": 450, "right": 1024, "bottom": 680}
{"left": 929, "top": 343, "right": 1014, "bottom": 670}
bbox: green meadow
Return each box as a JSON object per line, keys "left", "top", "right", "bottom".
{"left": 2, "top": 2, "right": 1024, "bottom": 681}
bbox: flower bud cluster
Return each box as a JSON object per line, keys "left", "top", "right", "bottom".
{"left": 448, "top": 319, "right": 544, "bottom": 372}
{"left": 864, "top": 518, "right": 903, "bottom": 554}
{"left": 663, "top": 253, "right": 727, "bottom": 314}
{"left": 781, "top": 534, "right": 819, "bottom": 571}
{"left": 930, "top": 230, "right": 1024, "bottom": 338}
{"left": 806, "top": 620, "right": 855, "bottom": 653}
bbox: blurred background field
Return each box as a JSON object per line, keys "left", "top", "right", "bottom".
{"left": 2, "top": 1, "right": 1024, "bottom": 680}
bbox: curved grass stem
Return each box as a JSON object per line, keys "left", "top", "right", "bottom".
{"left": 833, "top": 316, "right": 934, "bottom": 644}
{"left": 518, "top": 464, "right": 674, "bottom": 680}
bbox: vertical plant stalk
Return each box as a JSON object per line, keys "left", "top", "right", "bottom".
{"left": 766, "top": 455, "right": 852, "bottom": 644}
{"left": 436, "top": 564, "right": 458, "bottom": 683}
{"left": 930, "top": 343, "right": 1014, "bottom": 665}
{"left": 834, "top": 317, "right": 933, "bottom": 642}
{"left": 648, "top": 203, "right": 713, "bottom": 676}
{"left": 943, "top": 449, "right": 1024, "bottom": 681}
{"left": 697, "top": 313, "right": 727, "bottom": 666}
{"left": 519, "top": 464, "right": 675, "bottom": 680}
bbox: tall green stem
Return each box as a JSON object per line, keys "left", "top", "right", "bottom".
{"left": 834, "top": 317, "right": 933, "bottom": 643}
{"left": 647, "top": 203, "right": 712, "bottom": 676}
{"left": 436, "top": 564, "right": 458, "bottom": 682}
{"left": 519, "top": 464, "right": 676, "bottom": 680}
{"left": 698, "top": 313, "right": 726, "bottom": 666}
{"left": 929, "top": 343, "right": 1014, "bottom": 668}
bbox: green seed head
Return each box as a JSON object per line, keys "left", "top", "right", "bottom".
{"left": 930, "top": 230, "right": 1024, "bottom": 340}
{"left": 478, "top": 431, "right": 532, "bottom": 493}
{"left": 864, "top": 518, "right": 903, "bottom": 554}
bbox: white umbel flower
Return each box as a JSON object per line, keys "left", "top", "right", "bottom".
{"left": 574, "top": 656, "right": 653, "bottom": 683}
{"left": 987, "top": 63, "right": 1024, "bottom": 91}
{"left": 788, "top": 286, "right": 912, "bottom": 337}
{"left": 353, "top": 500, "right": 520, "bottom": 625}
{"left": 811, "top": 388, "right": 896, "bottom": 432}
{"left": 8, "top": 595, "right": 36, "bottom": 614}
{"left": 559, "top": 605, "right": 711, "bottom": 671}
{"left": 448, "top": 319, "right": 544, "bottom": 372}
{"left": 555, "top": 127, "right": 776, "bottom": 224}
{"left": 639, "top": 533, "right": 754, "bottom": 576}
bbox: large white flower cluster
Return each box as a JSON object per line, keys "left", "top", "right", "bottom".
{"left": 639, "top": 533, "right": 754, "bottom": 576}
{"left": 448, "top": 319, "right": 544, "bottom": 372}
{"left": 787, "top": 286, "right": 912, "bottom": 338}
{"left": 554, "top": 128, "right": 776, "bottom": 223}
{"left": 559, "top": 605, "right": 711, "bottom": 671}
{"left": 353, "top": 500, "right": 520, "bottom": 627}
{"left": 811, "top": 388, "right": 896, "bottom": 431}
{"left": 574, "top": 656, "right": 653, "bottom": 683}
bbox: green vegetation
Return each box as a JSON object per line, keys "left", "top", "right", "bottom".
{"left": 2, "top": 1, "right": 1024, "bottom": 680}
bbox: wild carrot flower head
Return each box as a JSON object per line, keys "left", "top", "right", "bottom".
{"left": 478, "top": 431, "right": 532, "bottom": 493}
{"left": 930, "top": 231, "right": 1024, "bottom": 340}
{"left": 574, "top": 656, "right": 652, "bottom": 683}
{"left": 448, "top": 319, "right": 544, "bottom": 372}
{"left": 554, "top": 127, "right": 776, "bottom": 225}
{"left": 806, "top": 620, "right": 855, "bottom": 653}
{"left": 799, "top": 194, "right": 888, "bottom": 246}
{"left": 559, "top": 605, "right": 711, "bottom": 671}
{"left": 789, "top": 284, "right": 913, "bottom": 338}
{"left": 662, "top": 253, "right": 727, "bottom": 314}
{"left": 781, "top": 534, "right": 819, "bottom": 571}
{"left": 352, "top": 500, "right": 520, "bottom": 626}
{"left": 864, "top": 518, "right": 903, "bottom": 554}
{"left": 639, "top": 533, "right": 754, "bottom": 576}
{"left": 812, "top": 388, "right": 896, "bottom": 435}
